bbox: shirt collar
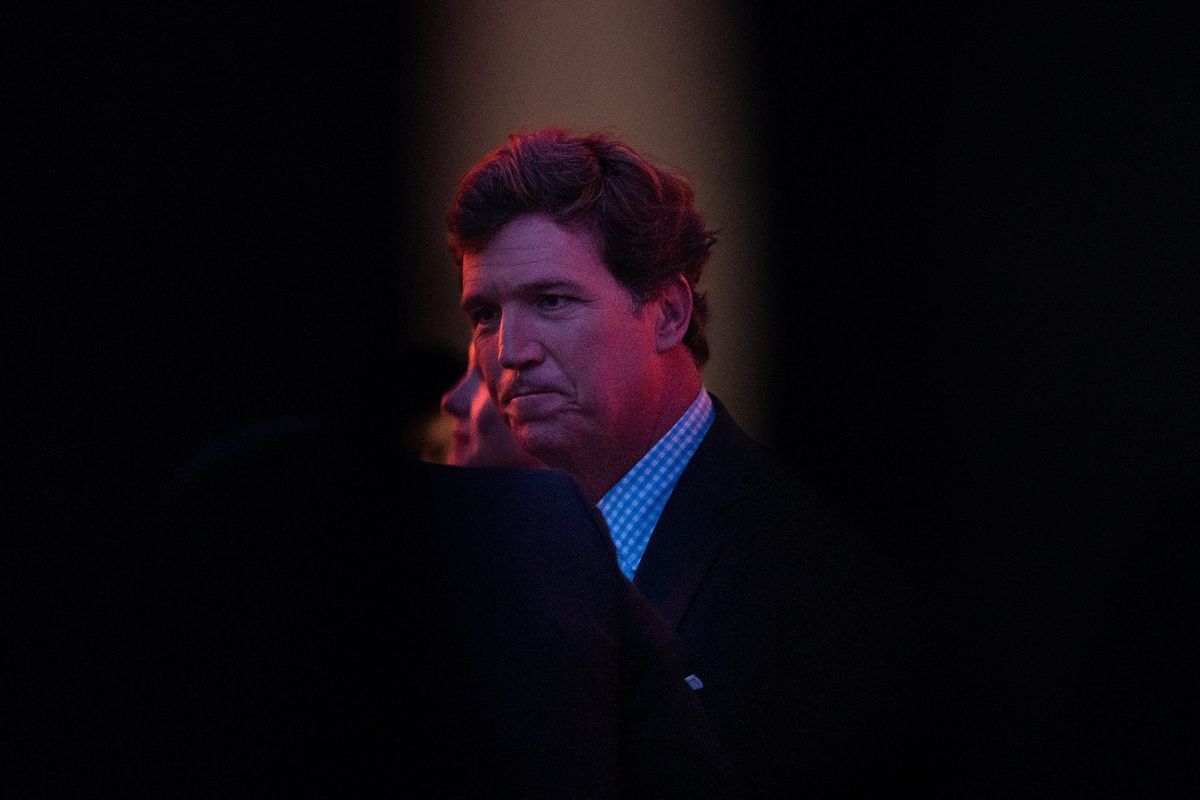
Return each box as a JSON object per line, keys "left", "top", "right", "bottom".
{"left": 597, "top": 388, "right": 715, "bottom": 579}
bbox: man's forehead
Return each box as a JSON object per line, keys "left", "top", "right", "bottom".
{"left": 461, "top": 257, "right": 584, "bottom": 292}
{"left": 463, "top": 245, "right": 567, "bottom": 278}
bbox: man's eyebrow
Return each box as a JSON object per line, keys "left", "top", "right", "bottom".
{"left": 518, "top": 279, "right": 586, "bottom": 296}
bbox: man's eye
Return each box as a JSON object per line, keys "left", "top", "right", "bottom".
{"left": 537, "top": 294, "right": 568, "bottom": 310}
{"left": 471, "top": 306, "right": 499, "bottom": 327}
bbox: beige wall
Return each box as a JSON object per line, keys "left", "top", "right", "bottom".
{"left": 401, "top": 0, "right": 770, "bottom": 438}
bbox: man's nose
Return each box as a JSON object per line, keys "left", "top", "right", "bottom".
{"left": 440, "top": 374, "right": 471, "bottom": 417}
{"left": 497, "top": 309, "right": 544, "bottom": 369}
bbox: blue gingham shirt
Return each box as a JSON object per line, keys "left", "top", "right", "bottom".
{"left": 597, "top": 389, "right": 715, "bottom": 579}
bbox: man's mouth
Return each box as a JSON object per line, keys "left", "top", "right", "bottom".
{"left": 501, "top": 389, "right": 566, "bottom": 419}
{"left": 501, "top": 387, "right": 556, "bottom": 404}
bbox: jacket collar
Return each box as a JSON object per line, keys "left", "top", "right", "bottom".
{"left": 632, "top": 395, "right": 763, "bottom": 629}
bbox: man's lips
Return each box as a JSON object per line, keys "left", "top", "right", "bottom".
{"left": 500, "top": 389, "right": 567, "bottom": 420}
{"left": 500, "top": 387, "right": 560, "bottom": 405}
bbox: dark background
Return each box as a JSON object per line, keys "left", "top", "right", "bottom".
{"left": 747, "top": 6, "right": 1197, "bottom": 795}
{"left": 12, "top": 4, "right": 1197, "bottom": 795}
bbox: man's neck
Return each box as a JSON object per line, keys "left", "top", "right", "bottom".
{"left": 573, "top": 363, "right": 702, "bottom": 505}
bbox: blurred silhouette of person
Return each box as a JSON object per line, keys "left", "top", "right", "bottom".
{"left": 144, "top": 422, "right": 733, "bottom": 797}
{"left": 13, "top": 413, "right": 734, "bottom": 799}
{"left": 440, "top": 342, "right": 542, "bottom": 468}
{"left": 387, "top": 343, "right": 464, "bottom": 464}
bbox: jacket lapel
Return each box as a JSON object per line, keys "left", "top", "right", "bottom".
{"left": 632, "top": 397, "right": 756, "bottom": 630}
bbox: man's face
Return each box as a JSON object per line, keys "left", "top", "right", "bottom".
{"left": 439, "top": 343, "right": 538, "bottom": 468}
{"left": 460, "top": 214, "right": 664, "bottom": 472}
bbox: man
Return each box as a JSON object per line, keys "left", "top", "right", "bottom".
{"left": 449, "top": 130, "right": 930, "bottom": 795}
{"left": 440, "top": 342, "right": 543, "bottom": 467}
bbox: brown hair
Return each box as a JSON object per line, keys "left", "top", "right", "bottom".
{"left": 447, "top": 129, "right": 717, "bottom": 366}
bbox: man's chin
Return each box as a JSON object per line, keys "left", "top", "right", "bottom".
{"left": 511, "top": 420, "right": 571, "bottom": 466}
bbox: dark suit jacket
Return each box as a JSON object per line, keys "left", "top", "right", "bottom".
{"left": 634, "top": 397, "right": 935, "bottom": 797}
{"left": 11, "top": 420, "right": 731, "bottom": 798}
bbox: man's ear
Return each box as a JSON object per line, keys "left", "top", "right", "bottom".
{"left": 654, "top": 274, "right": 694, "bottom": 353}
